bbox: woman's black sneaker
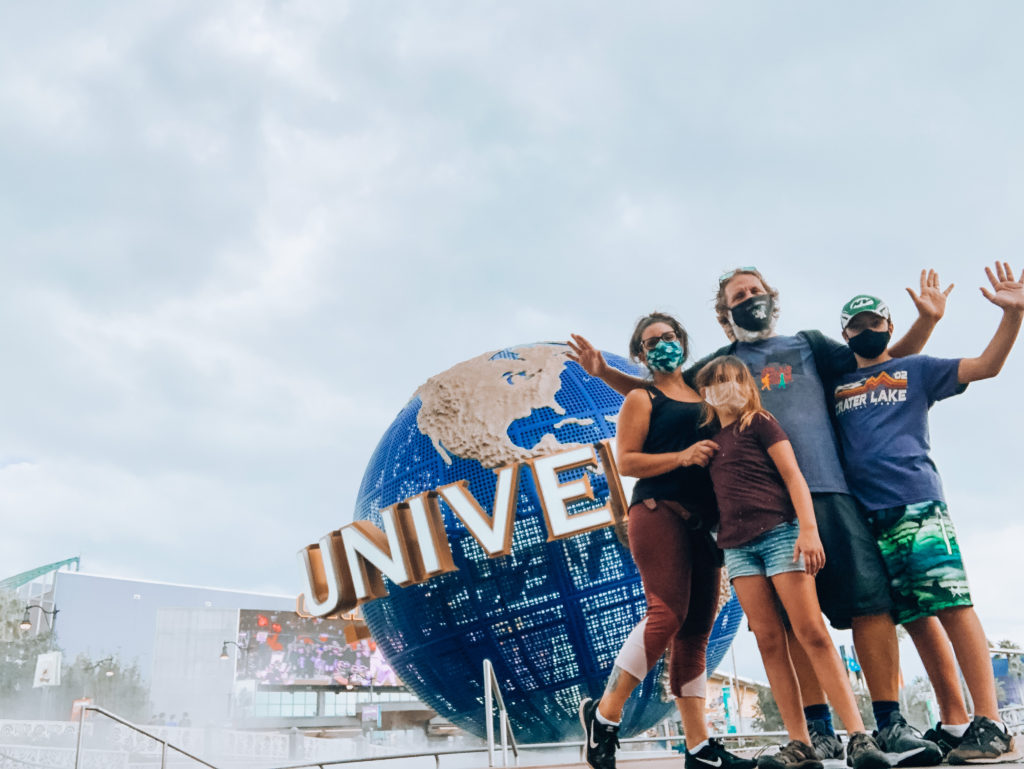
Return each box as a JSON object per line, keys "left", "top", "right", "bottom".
{"left": 579, "top": 698, "right": 620, "bottom": 769}
{"left": 756, "top": 740, "right": 824, "bottom": 769}
{"left": 686, "top": 737, "right": 757, "bottom": 769}
{"left": 947, "top": 715, "right": 1020, "bottom": 764}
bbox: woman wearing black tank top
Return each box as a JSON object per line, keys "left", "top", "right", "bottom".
{"left": 573, "top": 313, "right": 752, "bottom": 769}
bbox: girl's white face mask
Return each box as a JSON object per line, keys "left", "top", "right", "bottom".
{"left": 703, "top": 381, "right": 746, "bottom": 410}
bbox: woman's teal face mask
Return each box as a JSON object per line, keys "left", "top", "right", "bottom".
{"left": 645, "top": 339, "right": 686, "bottom": 373}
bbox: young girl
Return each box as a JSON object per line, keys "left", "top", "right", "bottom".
{"left": 695, "top": 356, "right": 888, "bottom": 769}
{"left": 571, "top": 315, "right": 754, "bottom": 769}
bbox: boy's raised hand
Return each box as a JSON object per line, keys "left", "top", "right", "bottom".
{"left": 980, "top": 261, "right": 1024, "bottom": 313}
{"left": 906, "top": 268, "right": 955, "bottom": 321}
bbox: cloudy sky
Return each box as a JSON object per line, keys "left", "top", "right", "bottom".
{"left": 3, "top": 2, "right": 1023, "bottom": 682}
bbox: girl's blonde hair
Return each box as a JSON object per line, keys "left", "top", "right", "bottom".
{"left": 695, "top": 355, "right": 774, "bottom": 431}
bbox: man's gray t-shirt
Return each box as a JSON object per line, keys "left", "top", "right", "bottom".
{"left": 730, "top": 335, "right": 850, "bottom": 494}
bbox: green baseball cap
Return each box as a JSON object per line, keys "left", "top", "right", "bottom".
{"left": 840, "top": 294, "right": 891, "bottom": 330}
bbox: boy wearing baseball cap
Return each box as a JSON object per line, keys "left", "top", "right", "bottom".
{"left": 833, "top": 262, "right": 1024, "bottom": 764}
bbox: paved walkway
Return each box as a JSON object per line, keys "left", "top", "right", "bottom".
{"left": 490, "top": 753, "right": 1024, "bottom": 769}
{"left": 515, "top": 759, "right": 1024, "bottom": 769}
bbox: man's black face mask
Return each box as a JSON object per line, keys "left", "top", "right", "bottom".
{"left": 730, "top": 295, "right": 774, "bottom": 332}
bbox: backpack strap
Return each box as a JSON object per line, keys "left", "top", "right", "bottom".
{"left": 798, "top": 329, "right": 833, "bottom": 382}
{"left": 796, "top": 329, "right": 848, "bottom": 461}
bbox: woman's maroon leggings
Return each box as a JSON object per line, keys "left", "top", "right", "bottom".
{"left": 613, "top": 500, "right": 721, "bottom": 698}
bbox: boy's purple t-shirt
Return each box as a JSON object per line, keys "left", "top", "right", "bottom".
{"left": 833, "top": 354, "right": 965, "bottom": 511}
{"left": 709, "top": 412, "right": 795, "bottom": 549}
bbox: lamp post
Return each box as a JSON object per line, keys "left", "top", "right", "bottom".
{"left": 219, "top": 640, "right": 252, "bottom": 664}
{"left": 20, "top": 604, "right": 59, "bottom": 634}
{"left": 219, "top": 641, "right": 255, "bottom": 723}
{"left": 22, "top": 605, "right": 62, "bottom": 720}
{"left": 81, "top": 657, "right": 116, "bottom": 679}
{"left": 80, "top": 656, "right": 116, "bottom": 707}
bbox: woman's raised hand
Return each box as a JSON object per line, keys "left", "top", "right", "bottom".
{"left": 567, "top": 334, "right": 610, "bottom": 378}
{"left": 677, "top": 440, "right": 719, "bottom": 468}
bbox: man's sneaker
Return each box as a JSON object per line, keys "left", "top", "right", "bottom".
{"left": 807, "top": 718, "right": 845, "bottom": 761}
{"left": 687, "top": 737, "right": 758, "bottom": 769}
{"left": 876, "top": 713, "right": 943, "bottom": 767}
{"left": 948, "top": 715, "right": 1021, "bottom": 764}
{"left": 579, "top": 697, "right": 619, "bottom": 769}
{"left": 920, "top": 723, "right": 964, "bottom": 759}
{"left": 846, "top": 732, "right": 890, "bottom": 769}
{"left": 757, "top": 740, "right": 824, "bottom": 769}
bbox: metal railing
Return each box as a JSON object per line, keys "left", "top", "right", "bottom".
{"left": 482, "top": 658, "right": 519, "bottom": 767}
{"left": 74, "top": 705, "right": 220, "bottom": 769}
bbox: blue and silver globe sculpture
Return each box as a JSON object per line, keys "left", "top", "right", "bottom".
{"left": 354, "top": 343, "right": 743, "bottom": 743}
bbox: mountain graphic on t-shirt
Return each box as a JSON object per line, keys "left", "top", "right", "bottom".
{"left": 835, "top": 371, "right": 907, "bottom": 401}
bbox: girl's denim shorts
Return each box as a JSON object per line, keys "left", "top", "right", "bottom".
{"left": 723, "top": 520, "right": 806, "bottom": 580}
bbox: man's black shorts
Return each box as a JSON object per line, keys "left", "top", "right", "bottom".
{"left": 812, "top": 492, "right": 894, "bottom": 629}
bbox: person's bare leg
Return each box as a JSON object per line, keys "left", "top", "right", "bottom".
{"left": 678, "top": 695, "right": 709, "bottom": 747}
{"left": 774, "top": 571, "right": 867, "bottom": 734}
{"left": 904, "top": 616, "right": 970, "bottom": 724}
{"left": 851, "top": 612, "right": 899, "bottom": 702}
{"left": 787, "top": 627, "right": 828, "bottom": 707}
{"left": 937, "top": 607, "right": 1000, "bottom": 721}
{"left": 597, "top": 666, "right": 642, "bottom": 722}
{"left": 734, "top": 575, "right": 811, "bottom": 744}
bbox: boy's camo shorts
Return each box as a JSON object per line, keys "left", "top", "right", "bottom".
{"left": 868, "top": 500, "right": 973, "bottom": 625}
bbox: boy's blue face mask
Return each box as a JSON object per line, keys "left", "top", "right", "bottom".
{"left": 847, "top": 328, "right": 891, "bottom": 359}
{"left": 646, "top": 339, "right": 686, "bottom": 373}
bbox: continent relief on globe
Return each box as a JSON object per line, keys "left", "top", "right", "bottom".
{"left": 296, "top": 344, "right": 635, "bottom": 618}
{"left": 416, "top": 345, "right": 586, "bottom": 468}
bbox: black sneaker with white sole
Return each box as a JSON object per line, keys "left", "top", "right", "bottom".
{"left": 579, "top": 697, "right": 620, "bottom": 769}
{"left": 947, "top": 715, "right": 1020, "bottom": 764}
{"left": 756, "top": 740, "right": 824, "bottom": 769}
{"left": 920, "top": 722, "right": 964, "bottom": 759}
{"left": 686, "top": 737, "right": 758, "bottom": 769}
{"left": 807, "top": 718, "right": 845, "bottom": 761}
{"left": 845, "top": 731, "right": 890, "bottom": 769}
{"left": 875, "top": 713, "right": 943, "bottom": 766}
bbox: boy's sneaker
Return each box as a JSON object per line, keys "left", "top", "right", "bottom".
{"left": 846, "top": 732, "right": 890, "bottom": 769}
{"left": 947, "top": 715, "right": 1021, "bottom": 764}
{"left": 876, "top": 713, "right": 943, "bottom": 766}
{"left": 808, "top": 718, "right": 845, "bottom": 761}
{"left": 687, "top": 737, "right": 758, "bottom": 769}
{"left": 920, "top": 723, "right": 964, "bottom": 759}
{"left": 579, "top": 698, "right": 619, "bottom": 769}
{"left": 757, "top": 740, "right": 824, "bottom": 769}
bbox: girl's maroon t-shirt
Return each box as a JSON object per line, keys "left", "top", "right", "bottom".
{"left": 709, "top": 412, "right": 796, "bottom": 549}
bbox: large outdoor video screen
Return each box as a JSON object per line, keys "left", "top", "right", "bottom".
{"left": 236, "top": 610, "right": 400, "bottom": 688}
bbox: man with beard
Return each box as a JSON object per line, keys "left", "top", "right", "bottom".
{"left": 569, "top": 268, "right": 966, "bottom": 767}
